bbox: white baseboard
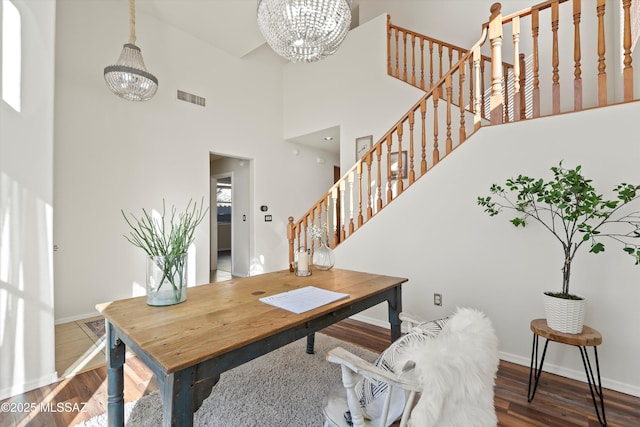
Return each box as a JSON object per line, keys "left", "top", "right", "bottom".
{"left": 55, "top": 311, "right": 100, "bottom": 325}
{"left": 0, "top": 372, "right": 59, "bottom": 401}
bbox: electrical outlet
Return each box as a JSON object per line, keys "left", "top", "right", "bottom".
{"left": 434, "top": 293, "right": 442, "bottom": 306}
{"left": 264, "top": 215, "right": 272, "bottom": 222}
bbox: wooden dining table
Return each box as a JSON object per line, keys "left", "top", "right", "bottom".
{"left": 96, "top": 268, "right": 407, "bottom": 427}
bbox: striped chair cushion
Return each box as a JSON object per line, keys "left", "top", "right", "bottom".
{"left": 351, "top": 317, "right": 449, "bottom": 427}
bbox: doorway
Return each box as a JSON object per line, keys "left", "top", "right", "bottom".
{"left": 210, "top": 153, "right": 251, "bottom": 281}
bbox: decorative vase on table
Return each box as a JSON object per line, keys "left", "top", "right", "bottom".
{"left": 313, "top": 241, "right": 335, "bottom": 271}
{"left": 146, "top": 253, "right": 187, "bottom": 306}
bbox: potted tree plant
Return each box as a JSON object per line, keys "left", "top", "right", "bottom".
{"left": 478, "top": 162, "right": 640, "bottom": 333}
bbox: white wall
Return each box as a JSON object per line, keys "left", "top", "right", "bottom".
{"left": 335, "top": 101, "right": 640, "bottom": 396}
{"left": 0, "top": 0, "right": 57, "bottom": 400}
{"left": 53, "top": 0, "right": 339, "bottom": 321}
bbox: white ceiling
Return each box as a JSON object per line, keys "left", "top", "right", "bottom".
{"left": 136, "top": 0, "right": 268, "bottom": 58}
{"left": 136, "top": 0, "right": 361, "bottom": 155}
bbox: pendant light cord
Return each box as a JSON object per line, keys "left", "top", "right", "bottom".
{"left": 128, "top": 0, "right": 136, "bottom": 45}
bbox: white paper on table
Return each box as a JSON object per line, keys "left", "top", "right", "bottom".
{"left": 259, "top": 286, "right": 350, "bottom": 314}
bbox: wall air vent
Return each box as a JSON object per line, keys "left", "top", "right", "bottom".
{"left": 177, "top": 90, "right": 205, "bottom": 107}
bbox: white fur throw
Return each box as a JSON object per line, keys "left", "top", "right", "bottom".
{"left": 396, "top": 307, "right": 499, "bottom": 427}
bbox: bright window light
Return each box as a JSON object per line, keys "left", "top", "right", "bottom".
{"left": 2, "top": 0, "right": 22, "bottom": 112}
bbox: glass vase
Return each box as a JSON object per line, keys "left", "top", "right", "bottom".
{"left": 146, "top": 253, "right": 187, "bottom": 306}
{"left": 313, "top": 242, "right": 335, "bottom": 271}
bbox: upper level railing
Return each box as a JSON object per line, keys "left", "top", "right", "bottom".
{"left": 288, "top": 0, "right": 636, "bottom": 269}
{"left": 487, "top": 0, "right": 635, "bottom": 123}
{"left": 387, "top": 15, "right": 512, "bottom": 122}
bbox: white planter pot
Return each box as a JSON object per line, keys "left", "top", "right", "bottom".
{"left": 543, "top": 293, "right": 586, "bottom": 334}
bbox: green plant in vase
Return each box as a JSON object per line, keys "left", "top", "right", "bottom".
{"left": 478, "top": 162, "right": 640, "bottom": 332}
{"left": 122, "top": 198, "right": 208, "bottom": 305}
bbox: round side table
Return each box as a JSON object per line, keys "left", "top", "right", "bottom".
{"left": 528, "top": 319, "right": 606, "bottom": 426}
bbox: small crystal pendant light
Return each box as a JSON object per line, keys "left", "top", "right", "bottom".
{"left": 104, "top": 0, "right": 158, "bottom": 101}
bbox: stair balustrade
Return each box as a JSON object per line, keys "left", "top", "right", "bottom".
{"left": 288, "top": 0, "right": 636, "bottom": 269}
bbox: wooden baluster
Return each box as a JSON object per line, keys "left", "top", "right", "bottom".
{"left": 503, "top": 63, "right": 511, "bottom": 123}
{"left": 597, "top": 0, "right": 607, "bottom": 106}
{"left": 469, "top": 56, "right": 480, "bottom": 115}
{"left": 411, "top": 34, "right": 417, "bottom": 86}
{"left": 481, "top": 58, "right": 487, "bottom": 119}
{"left": 396, "top": 123, "right": 404, "bottom": 195}
{"left": 573, "top": 0, "right": 582, "bottom": 111}
{"left": 339, "top": 180, "right": 346, "bottom": 241}
{"left": 324, "top": 194, "right": 330, "bottom": 246}
{"left": 445, "top": 75, "right": 453, "bottom": 154}
{"left": 386, "top": 135, "right": 393, "bottom": 203}
{"left": 408, "top": 110, "right": 416, "bottom": 184}
{"left": 519, "top": 53, "right": 526, "bottom": 119}
{"left": 474, "top": 47, "right": 482, "bottom": 131}
{"left": 532, "top": 8, "right": 541, "bottom": 118}
{"left": 387, "top": 16, "right": 392, "bottom": 76}
{"left": 489, "top": 3, "right": 504, "bottom": 125}
{"left": 459, "top": 59, "right": 467, "bottom": 143}
{"left": 551, "top": 0, "right": 560, "bottom": 114}
{"left": 376, "top": 145, "right": 383, "bottom": 212}
{"left": 395, "top": 27, "right": 400, "bottom": 79}
{"left": 429, "top": 40, "right": 435, "bottom": 89}
{"left": 366, "top": 153, "right": 373, "bottom": 220}
{"left": 623, "top": 0, "right": 634, "bottom": 101}
{"left": 420, "top": 37, "right": 425, "bottom": 90}
{"left": 348, "top": 172, "right": 355, "bottom": 235}
{"left": 512, "top": 16, "right": 521, "bottom": 121}
{"left": 331, "top": 187, "right": 338, "bottom": 248}
{"left": 323, "top": 196, "right": 330, "bottom": 246}
{"left": 432, "top": 87, "right": 440, "bottom": 165}
{"left": 357, "top": 162, "right": 364, "bottom": 227}
{"left": 438, "top": 44, "right": 444, "bottom": 84}
{"left": 448, "top": 46, "right": 454, "bottom": 72}
{"left": 302, "top": 216, "right": 308, "bottom": 252}
{"left": 403, "top": 31, "right": 408, "bottom": 83}
{"left": 420, "top": 99, "right": 427, "bottom": 174}
{"left": 309, "top": 209, "right": 315, "bottom": 254}
{"left": 287, "top": 216, "right": 295, "bottom": 271}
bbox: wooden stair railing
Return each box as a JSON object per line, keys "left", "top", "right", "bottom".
{"left": 387, "top": 15, "right": 513, "bottom": 123}
{"left": 288, "top": 0, "right": 636, "bottom": 269}
{"left": 287, "top": 25, "right": 491, "bottom": 270}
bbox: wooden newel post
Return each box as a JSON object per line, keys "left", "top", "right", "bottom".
{"left": 287, "top": 216, "right": 295, "bottom": 272}
{"left": 488, "top": 3, "right": 504, "bottom": 125}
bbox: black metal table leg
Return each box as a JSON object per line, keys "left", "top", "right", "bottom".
{"left": 579, "top": 345, "right": 607, "bottom": 426}
{"left": 527, "top": 332, "right": 550, "bottom": 402}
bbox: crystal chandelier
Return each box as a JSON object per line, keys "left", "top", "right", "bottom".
{"left": 104, "top": 0, "right": 158, "bottom": 101}
{"left": 257, "top": 0, "right": 352, "bottom": 63}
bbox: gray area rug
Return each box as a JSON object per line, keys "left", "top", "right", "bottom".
{"left": 76, "top": 333, "right": 377, "bottom": 426}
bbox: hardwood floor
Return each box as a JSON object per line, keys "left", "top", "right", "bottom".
{"left": 2, "top": 318, "right": 639, "bottom": 426}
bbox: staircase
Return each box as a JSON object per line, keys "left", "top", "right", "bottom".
{"left": 288, "top": 0, "right": 637, "bottom": 269}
